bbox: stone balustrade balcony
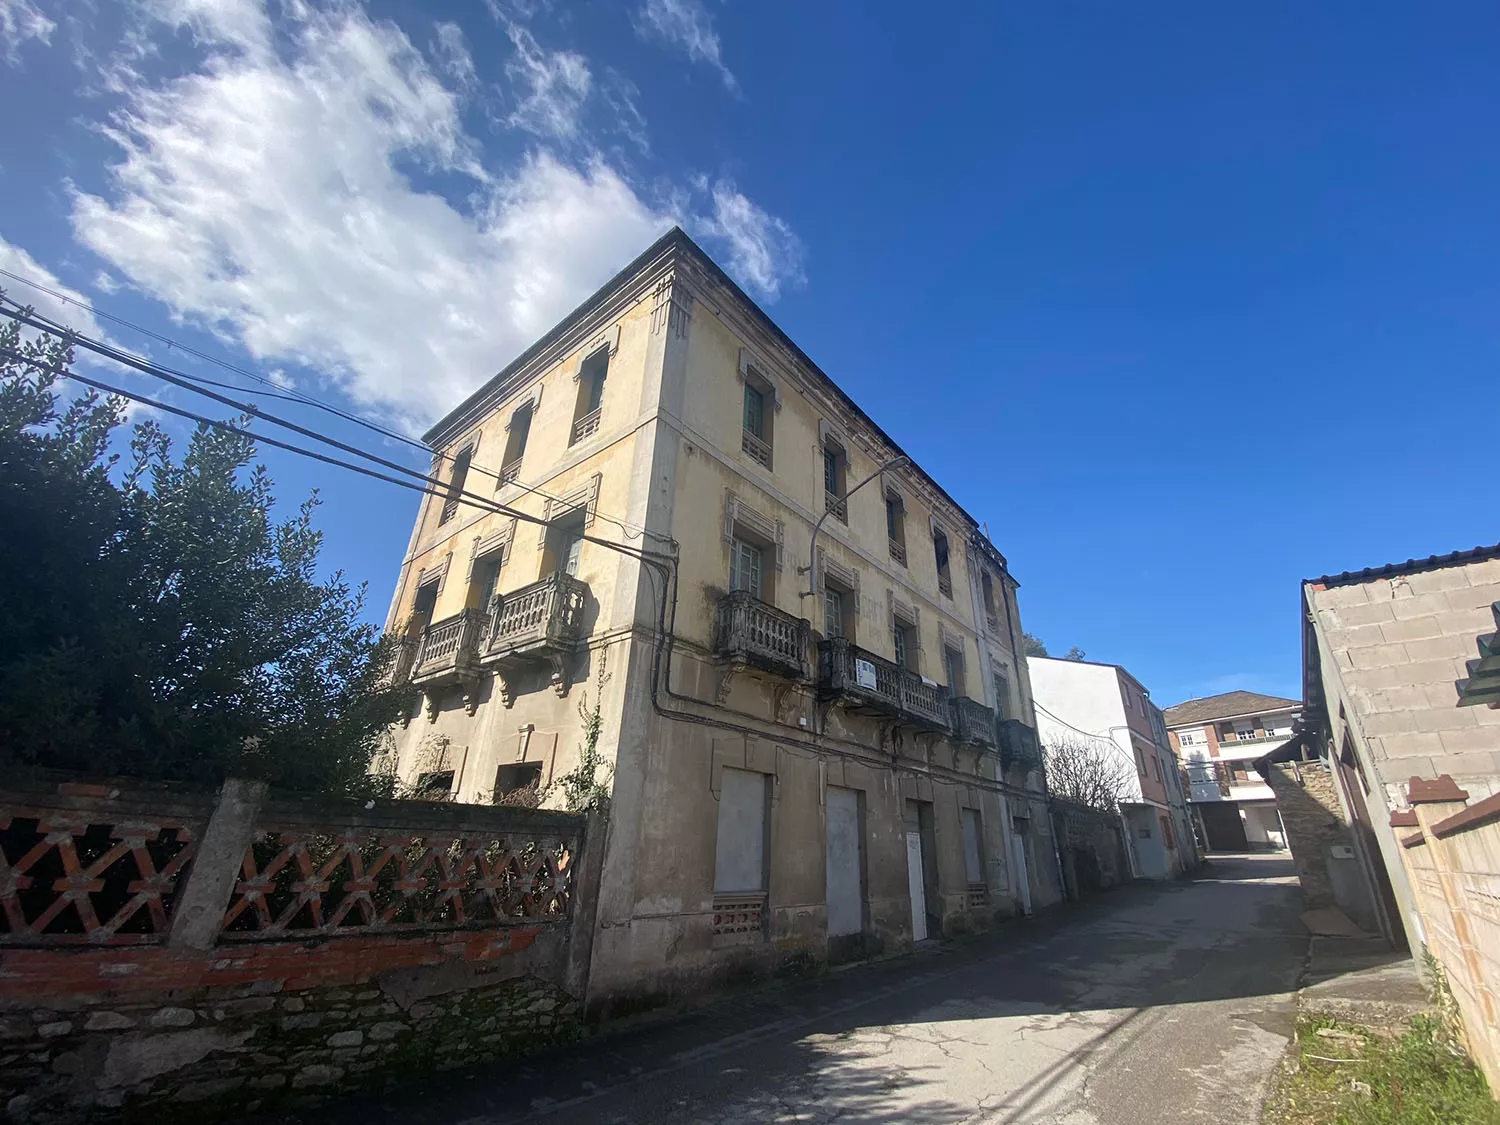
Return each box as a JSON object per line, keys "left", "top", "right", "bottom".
{"left": 997, "top": 717, "right": 1043, "bottom": 773}
{"left": 818, "top": 638, "right": 951, "bottom": 731}
{"left": 482, "top": 572, "right": 590, "bottom": 705}
{"left": 950, "top": 695, "right": 998, "bottom": 749}
{"left": 713, "top": 591, "right": 809, "bottom": 681}
{"left": 411, "top": 609, "right": 490, "bottom": 688}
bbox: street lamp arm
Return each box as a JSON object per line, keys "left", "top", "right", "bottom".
{"left": 799, "top": 454, "right": 910, "bottom": 598}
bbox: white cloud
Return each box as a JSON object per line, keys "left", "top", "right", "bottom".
{"left": 72, "top": 1, "right": 672, "bottom": 429}
{"left": 635, "top": 0, "right": 735, "bottom": 92}
{"left": 0, "top": 0, "right": 55, "bottom": 62}
{"left": 602, "top": 69, "right": 648, "bottom": 155}
{"left": 0, "top": 233, "right": 105, "bottom": 340}
{"left": 431, "top": 21, "right": 475, "bottom": 91}
{"left": 701, "top": 180, "right": 804, "bottom": 302}
{"left": 504, "top": 23, "right": 590, "bottom": 141}
{"left": 140, "top": 0, "right": 272, "bottom": 57}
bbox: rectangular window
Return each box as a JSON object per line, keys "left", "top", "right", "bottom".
{"left": 893, "top": 622, "right": 917, "bottom": 670}
{"left": 729, "top": 537, "right": 763, "bottom": 598}
{"left": 471, "top": 554, "right": 502, "bottom": 611}
{"left": 823, "top": 446, "right": 847, "bottom": 523}
{"left": 943, "top": 644, "right": 966, "bottom": 697}
{"left": 824, "top": 588, "right": 845, "bottom": 639}
{"left": 741, "top": 377, "right": 773, "bottom": 468}
{"left": 933, "top": 529, "right": 952, "bottom": 598}
{"left": 714, "top": 768, "right": 769, "bottom": 894}
{"left": 500, "top": 403, "right": 532, "bottom": 484}
{"left": 544, "top": 513, "right": 586, "bottom": 577}
{"left": 743, "top": 384, "right": 765, "bottom": 438}
{"left": 992, "top": 672, "right": 1009, "bottom": 719}
{"left": 886, "top": 493, "right": 907, "bottom": 564}
{"left": 439, "top": 445, "right": 472, "bottom": 525}
{"left": 571, "top": 351, "right": 608, "bottom": 445}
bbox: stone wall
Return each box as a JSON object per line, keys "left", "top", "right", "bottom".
{"left": 1265, "top": 759, "right": 1378, "bottom": 931}
{"left": 0, "top": 778, "right": 596, "bottom": 1123}
{"left": 1049, "top": 799, "right": 1130, "bottom": 899}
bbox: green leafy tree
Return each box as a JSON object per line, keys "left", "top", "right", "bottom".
{"left": 1022, "top": 633, "right": 1086, "bottom": 662}
{"left": 0, "top": 315, "right": 413, "bottom": 794}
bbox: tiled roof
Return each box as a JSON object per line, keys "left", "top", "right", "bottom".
{"left": 1310, "top": 543, "right": 1500, "bottom": 590}
{"left": 1162, "top": 690, "right": 1301, "bottom": 728}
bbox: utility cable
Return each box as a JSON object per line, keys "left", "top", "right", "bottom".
{"left": 0, "top": 286, "right": 660, "bottom": 542}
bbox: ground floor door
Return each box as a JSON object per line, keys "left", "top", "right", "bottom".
{"left": 906, "top": 831, "right": 928, "bottom": 941}
{"left": 1197, "top": 801, "right": 1250, "bottom": 851}
{"left": 825, "top": 787, "right": 864, "bottom": 938}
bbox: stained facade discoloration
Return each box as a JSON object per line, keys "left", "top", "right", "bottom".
{"left": 381, "top": 229, "right": 1061, "bottom": 1004}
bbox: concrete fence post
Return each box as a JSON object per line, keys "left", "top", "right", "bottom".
{"left": 564, "top": 804, "right": 609, "bottom": 1006}
{"left": 166, "top": 777, "right": 267, "bottom": 951}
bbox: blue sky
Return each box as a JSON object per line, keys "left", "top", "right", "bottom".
{"left": 0, "top": 0, "right": 1496, "bottom": 707}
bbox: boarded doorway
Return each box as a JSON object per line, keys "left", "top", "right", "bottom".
{"left": 825, "top": 786, "right": 866, "bottom": 960}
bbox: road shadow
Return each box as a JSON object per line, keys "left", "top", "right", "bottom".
{"left": 247, "top": 854, "right": 1326, "bottom": 1124}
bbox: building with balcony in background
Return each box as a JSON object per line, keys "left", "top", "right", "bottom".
{"left": 379, "top": 228, "right": 1059, "bottom": 1007}
{"left": 1162, "top": 690, "right": 1299, "bottom": 851}
{"left": 1027, "top": 657, "right": 1197, "bottom": 879}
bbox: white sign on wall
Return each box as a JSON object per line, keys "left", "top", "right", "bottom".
{"left": 855, "top": 659, "right": 879, "bottom": 689}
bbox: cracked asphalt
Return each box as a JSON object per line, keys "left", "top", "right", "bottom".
{"left": 310, "top": 853, "right": 1306, "bottom": 1125}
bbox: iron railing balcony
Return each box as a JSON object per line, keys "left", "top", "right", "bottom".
{"left": 499, "top": 460, "right": 522, "bottom": 486}
{"left": 824, "top": 491, "right": 848, "bottom": 523}
{"left": 713, "top": 592, "right": 808, "bottom": 680}
{"left": 481, "top": 572, "right": 590, "bottom": 704}
{"left": 818, "top": 637, "right": 951, "bottom": 731}
{"left": 889, "top": 538, "right": 907, "bottom": 566}
{"left": 937, "top": 572, "right": 953, "bottom": 599}
{"left": 411, "top": 609, "right": 490, "bottom": 687}
{"left": 996, "top": 718, "right": 1043, "bottom": 773}
{"left": 571, "top": 408, "right": 601, "bottom": 445}
{"left": 950, "top": 695, "right": 998, "bottom": 749}
{"left": 742, "top": 428, "right": 772, "bottom": 468}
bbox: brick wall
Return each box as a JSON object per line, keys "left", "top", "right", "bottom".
{"left": 0, "top": 778, "right": 597, "bottom": 1123}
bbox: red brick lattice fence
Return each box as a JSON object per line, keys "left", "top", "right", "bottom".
{"left": 0, "top": 778, "right": 597, "bottom": 1122}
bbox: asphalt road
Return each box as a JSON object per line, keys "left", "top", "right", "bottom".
{"left": 310, "top": 853, "right": 1307, "bottom": 1125}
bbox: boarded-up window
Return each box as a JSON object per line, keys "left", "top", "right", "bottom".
{"left": 714, "top": 768, "right": 769, "bottom": 894}
{"left": 961, "top": 807, "right": 984, "bottom": 886}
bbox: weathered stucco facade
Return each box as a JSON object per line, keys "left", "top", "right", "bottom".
{"left": 380, "top": 229, "right": 1059, "bottom": 1007}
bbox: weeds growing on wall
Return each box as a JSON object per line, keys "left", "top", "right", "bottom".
{"left": 549, "top": 663, "right": 613, "bottom": 814}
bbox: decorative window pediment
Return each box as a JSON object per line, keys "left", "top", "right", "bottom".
{"left": 737, "top": 347, "right": 782, "bottom": 410}
{"left": 537, "top": 474, "right": 602, "bottom": 549}
{"left": 416, "top": 552, "right": 452, "bottom": 594}
{"left": 573, "top": 324, "right": 621, "bottom": 380}
{"left": 723, "top": 489, "right": 785, "bottom": 571}
{"left": 817, "top": 548, "right": 860, "bottom": 613}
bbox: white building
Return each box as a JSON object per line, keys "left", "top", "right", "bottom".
{"left": 1027, "top": 657, "right": 1197, "bottom": 880}
{"left": 1162, "top": 690, "right": 1298, "bottom": 851}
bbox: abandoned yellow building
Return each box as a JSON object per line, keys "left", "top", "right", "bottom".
{"left": 380, "top": 228, "right": 1059, "bottom": 1003}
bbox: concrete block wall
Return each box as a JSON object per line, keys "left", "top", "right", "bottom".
{"left": 1308, "top": 558, "right": 1500, "bottom": 800}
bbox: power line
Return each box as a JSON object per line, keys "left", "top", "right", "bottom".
{"left": 0, "top": 279, "right": 659, "bottom": 541}
{"left": 0, "top": 302, "right": 655, "bottom": 551}
{"left": 0, "top": 344, "right": 673, "bottom": 578}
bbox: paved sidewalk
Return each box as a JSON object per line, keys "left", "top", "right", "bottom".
{"left": 279, "top": 854, "right": 1308, "bottom": 1125}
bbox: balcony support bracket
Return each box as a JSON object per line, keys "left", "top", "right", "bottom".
{"left": 424, "top": 691, "right": 441, "bottom": 724}
{"left": 548, "top": 654, "right": 574, "bottom": 699}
